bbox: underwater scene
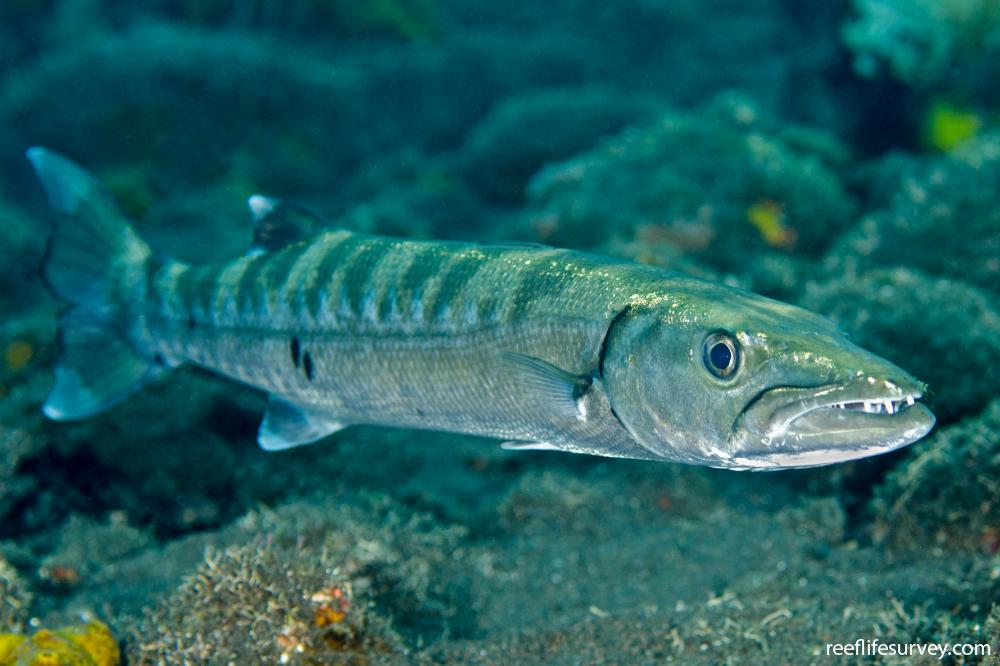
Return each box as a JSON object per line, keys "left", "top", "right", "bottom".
{"left": 2, "top": 0, "right": 1000, "bottom": 664}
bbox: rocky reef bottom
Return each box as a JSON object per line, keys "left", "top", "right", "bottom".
{"left": 2, "top": 374, "right": 998, "bottom": 664}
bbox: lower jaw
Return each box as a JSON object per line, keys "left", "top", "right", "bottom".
{"left": 729, "top": 444, "right": 902, "bottom": 470}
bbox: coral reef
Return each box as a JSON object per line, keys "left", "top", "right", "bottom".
{"left": 523, "top": 94, "right": 854, "bottom": 293}
{"left": 458, "top": 86, "right": 661, "bottom": 205}
{"left": 126, "top": 495, "right": 468, "bottom": 663}
{"left": 844, "top": 0, "right": 1000, "bottom": 105}
{"left": 872, "top": 400, "right": 1000, "bottom": 551}
{"left": 826, "top": 134, "right": 1000, "bottom": 296}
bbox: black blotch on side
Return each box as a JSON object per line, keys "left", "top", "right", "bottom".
{"left": 303, "top": 350, "right": 314, "bottom": 381}
{"left": 187, "top": 314, "right": 196, "bottom": 330}
{"left": 153, "top": 353, "right": 166, "bottom": 365}
{"left": 290, "top": 336, "right": 301, "bottom": 368}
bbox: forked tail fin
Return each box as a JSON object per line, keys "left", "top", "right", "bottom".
{"left": 28, "top": 147, "right": 160, "bottom": 420}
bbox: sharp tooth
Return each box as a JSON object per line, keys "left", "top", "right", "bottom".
{"left": 883, "top": 399, "right": 893, "bottom": 414}
{"left": 863, "top": 401, "right": 873, "bottom": 413}
{"left": 906, "top": 395, "right": 915, "bottom": 406}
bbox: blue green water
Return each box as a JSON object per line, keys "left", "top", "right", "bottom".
{"left": 1, "top": 1, "right": 999, "bottom": 663}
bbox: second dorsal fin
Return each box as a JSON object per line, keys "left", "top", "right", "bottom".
{"left": 248, "top": 194, "right": 326, "bottom": 252}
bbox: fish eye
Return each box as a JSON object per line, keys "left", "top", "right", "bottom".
{"left": 702, "top": 331, "right": 740, "bottom": 379}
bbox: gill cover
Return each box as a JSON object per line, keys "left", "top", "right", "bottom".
{"left": 598, "top": 304, "right": 735, "bottom": 464}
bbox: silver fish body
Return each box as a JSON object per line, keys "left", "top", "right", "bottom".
{"left": 28, "top": 148, "right": 936, "bottom": 469}
{"left": 145, "top": 232, "right": 665, "bottom": 459}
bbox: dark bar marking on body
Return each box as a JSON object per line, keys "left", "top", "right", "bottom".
{"left": 431, "top": 253, "right": 485, "bottom": 322}
{"left": 307, "top": 236, "right": 364, "bottom": 318}
{"left": 302, "top": 351, "right": 314, "bottom": 381}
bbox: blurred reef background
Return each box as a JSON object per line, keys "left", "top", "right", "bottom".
{"left": 1, "top": 0, "right": 1000, "bottom": 663}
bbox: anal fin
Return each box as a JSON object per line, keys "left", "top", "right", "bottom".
{"left": 258, "top": 396, "right": 347, "bottom": 451}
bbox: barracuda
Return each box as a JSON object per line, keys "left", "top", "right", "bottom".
{"left": 27, "top": 148, "right": 935, "bottom": 470}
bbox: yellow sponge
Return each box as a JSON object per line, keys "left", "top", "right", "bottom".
{"left": 0, "top": 621, "right": 119, "bottom": 666}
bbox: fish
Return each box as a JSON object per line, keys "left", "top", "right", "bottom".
{"left": 26, "top": 148, "right": 935, "bottom": 470}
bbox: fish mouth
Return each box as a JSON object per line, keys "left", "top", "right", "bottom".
{"left": 728, "top": 380, "right": 935, "bottom": 470}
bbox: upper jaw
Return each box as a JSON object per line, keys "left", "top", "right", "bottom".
{"left": 759, "top": 378, "right": 925, "bottom": 437}
{"left": 724, "top": 378, "right": 935, "bottom": 470}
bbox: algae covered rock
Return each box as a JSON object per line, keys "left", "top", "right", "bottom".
{"left": 459, "top": 86, "right": 661, "bottom": 205}
{"left": 844, "top": 0, "right": 1000, "bottom": 104}
{"left": 0, "top": 313, "right": 55, "bottom": 528}
{"left": 130, "top": 543, "right": 400, "bottom": 664}
{"left": 128, "top": 495, "right": 470, "bottom": 663}
{"left": 0, "top": 23, "right": 368, "bottom": 196}
{"left": 827, "top": 136, "right": 1000, "bottom": 296}
{"left": 127, "top": 0, "right": 444, "bottom": 42}
{"left": 801, "top": 268, "right": 1000, "bottom": 424}
{"left": 524, "top": 94, "right": 855, "bottom": 282}
{"left": 872, "top": 400, "right": 1000, "bottom": 552}
{"left": 39, "top": 516, "right": 152, "bottom": 586}
{"left": 339, "top": 154, "right": 485, "bottom": 240}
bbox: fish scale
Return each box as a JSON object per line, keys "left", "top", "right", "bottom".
{"left": 139, "top": 230, "right": 651, "bottom": 452}
{"left": 28, "top": 148, "right": 936, "bottom": 469}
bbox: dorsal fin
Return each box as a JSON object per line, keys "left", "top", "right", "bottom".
{"left": 248, "top": 195, "right": 326, "bottom": 252}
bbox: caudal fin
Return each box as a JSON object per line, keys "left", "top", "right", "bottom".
{"left": 28, "top": 147, "right": 159, "bottom": 420}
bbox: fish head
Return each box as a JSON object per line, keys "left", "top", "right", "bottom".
{"left": 600, "top": 280, "right": 935, "bottom": 470}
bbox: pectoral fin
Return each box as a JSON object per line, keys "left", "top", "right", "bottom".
{"left": 500, "top": 352, "right": 593, "bottom": 421}
{"left": 258, "top": 396, "right": 347, "bottom": 451}
{"left": 501, "top": 441, "right": 561, "bottom": 452}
